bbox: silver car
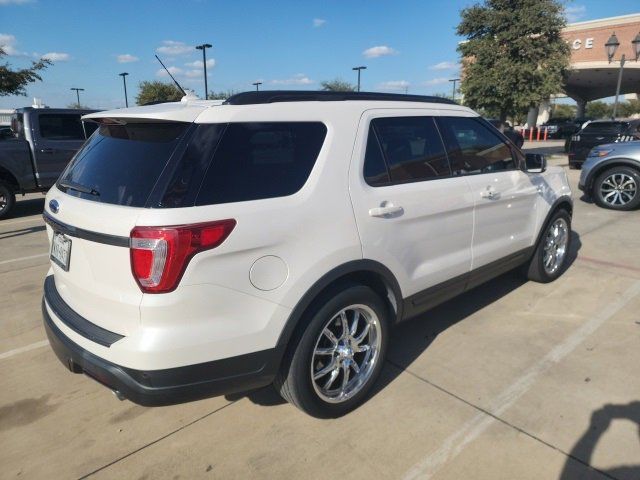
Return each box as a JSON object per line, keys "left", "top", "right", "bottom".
{"left": 579, "top": 141, "right": 640, "bottom": 210}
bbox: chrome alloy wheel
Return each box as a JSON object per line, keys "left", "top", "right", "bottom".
{"left": 0, "top": 192, "right": 6, "bottom": 211}
{"left": 600, "top": 173, "right": 637, "bottom": 207}
{"left": 543, "top": 218, "right": 569, "bottom": 275}
{"left": 310, "top": 304, "right": 381, "bottom": 403}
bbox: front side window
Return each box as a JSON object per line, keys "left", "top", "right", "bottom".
{"left": 195, "top": 122, "right": 327, "bottom": 205}
{"left": 38, "top": 114, "right": 86, "bottom": 140}
{"left": 364, "top": 116, "right": 450, "bottom": 186}
{"left": 437, "top": 117, "right": 516, "bottom": 175}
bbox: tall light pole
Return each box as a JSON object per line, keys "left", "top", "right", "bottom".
{"left": 352, "top": 66, "right": 367, "bottom": 92}
{"left": 119, "top": 72, "right": 129, "bottom": 108}
{"left": 195, "top": 43, "right": 212, "bottom": 99}
{"left": 252, "top": 81, "right": 262, "bottom": 92}
{"left": 70, "top": 87, "right": 84, "bottom": 107}
{"left": 605, "top": 32, "right": 640, "bottom": 119}
{"left": 449, "top": 78, "right": 460, "bottom": 102}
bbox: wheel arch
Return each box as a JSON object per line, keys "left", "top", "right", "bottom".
{"left": 586, "top": 158, "right": 640, "bottom": 192}
{"left": 0, "top": 165, "right": 20, "bottom": 191}
{"left": 275, "top": 260, "right": 403, "bottom": 355}
{"left": 532, "top": 196, "right": 573, "bottom": 253}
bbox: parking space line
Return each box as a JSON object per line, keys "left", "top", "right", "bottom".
{"left": 402, "top": 280, "right": 640, "bottom": 480}
{"left": 0, "top": 253, "right": 49, "bottom": 266}
{"left": 0, "top": 340, "right": 49, "bottom": 361}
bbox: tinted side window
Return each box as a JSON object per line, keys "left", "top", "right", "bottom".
{"left": 363, "top": 125, "right": 390, "bottom": 186}
{"left": 371, "top": 116, "right": 450, "bottom": 184}
{"left": 437, "top": 117, "right": 516, "bottom": 175}
{"left": 196, "top": 122, "right": 327, "bottom": 205}
{"left": 39, "top": 114, "right": 85, "bottom": 140}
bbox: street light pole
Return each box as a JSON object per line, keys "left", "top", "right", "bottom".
{"left": 119, "top": 72, "right": 129, "bottom": 108}
{"left": 252, "top": 81, "right": 262, "bottom": 92}
{"left": 352, "top": 66, "right": 367, "bottom": 92}
{"left": 70, "top": 87, "right": 84, "bottom": 107}
{"left": 448, "top": 78, "right": 460, "bottom": 102}
{"left": 195, "top": 43, "right": 212, "bottom": 99}
{"left": 612, "top": 54, "right": 625, "bottom": 119}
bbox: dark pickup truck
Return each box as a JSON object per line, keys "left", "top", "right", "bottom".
{"left": 0, "top": 107, "right": 97, "bottom": 218}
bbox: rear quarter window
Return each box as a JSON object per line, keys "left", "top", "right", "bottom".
{"left": 194, "top": 122, "right": 327, "bottom": 206}
{"left": 38, "top": 114, "right": 86, "bottom": 140}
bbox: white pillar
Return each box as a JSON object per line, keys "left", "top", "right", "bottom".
{"left": 526, "top": 106, "right": 539, "bottom": 128}
{"left": 537, "top": 99, "right": 551, "bottom": 124}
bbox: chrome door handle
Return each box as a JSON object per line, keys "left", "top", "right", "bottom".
{"left": 369, "top": 202, "right": 404, "bottom": 218}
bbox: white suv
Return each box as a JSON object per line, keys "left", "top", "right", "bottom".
{"left": 42, "top": 91, "right": 572, "bottom": 417}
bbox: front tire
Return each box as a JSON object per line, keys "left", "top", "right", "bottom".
{"left": 526, "top": 209, "right": 572, "bottom": 283}
{"left": 275, "top": 285, "right": 389, "bottom": 418}
{"left": 592, "top": 166, "right": 640, "bottom": 211}
{"left": 0, "top": 181, "right": 16, "bottom": 220}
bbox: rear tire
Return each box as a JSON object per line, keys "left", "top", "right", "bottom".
{"left": 526, "top": 209, "right": 572, "bottom": 283}
{"left": 0, "top": 181, "right": 16, "bottom": 219}
{"left": 274, "top": 285, "right": 389, "bottom": 418}
{"left": 592, "top": 166, "right": 640, "bottom": 211}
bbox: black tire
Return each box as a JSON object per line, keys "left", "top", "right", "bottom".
{"left": 0, "top": 181, "right": 16, "bottom": 220}
{"left": 274, "top": 284, "right": 389, "bottom": 418}
{"left": 592, "top": 166, "right": 640, "bottom": 211}
{"left": 526, "top": 209, "right": 572, "bottom": 283}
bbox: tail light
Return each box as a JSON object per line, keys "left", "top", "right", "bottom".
{"left": 130, "top": 220, "right": 236, "bottom": 293}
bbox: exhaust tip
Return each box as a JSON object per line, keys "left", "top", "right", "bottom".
{"left": 112, "top": 390, "right": 126, "bottom": 401}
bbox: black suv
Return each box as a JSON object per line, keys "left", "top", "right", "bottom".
{"left": 568, "top": 119, "right": 640, "bottom": 168}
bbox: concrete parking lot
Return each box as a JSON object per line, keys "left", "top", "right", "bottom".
{"left": 1, "top": 147, "right": 639, "bottom": 480}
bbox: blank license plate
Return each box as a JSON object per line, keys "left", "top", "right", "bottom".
{"left": 51, "top": 232, "right": 72, "bottom": 271}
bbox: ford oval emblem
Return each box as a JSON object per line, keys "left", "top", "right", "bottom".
{"left": 49, "top": 199, "right": 59, "bottom": 214}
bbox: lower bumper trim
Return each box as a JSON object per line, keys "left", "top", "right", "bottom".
{"left": 42, "top": 300, "right": 283, "bottom": 406}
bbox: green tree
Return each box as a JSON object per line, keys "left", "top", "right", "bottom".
{"left": 585, "top": 101, "right": 611, "bottom": 119}
{"left": 619, "top": 99, "right": 640, "bottom": 118}
{"left": 67, "top": 102, "right": 90, "bottom": 109}
{"left": 135, "top": 80, "right": 183, "bottom": 105}
{"left": 320, "top": 78, "right": 356, "bottom": 92}
{"left": 0, "top": 47, "right": 52, "bottom": 97}
{"left": 551, "top": 103, "right": 576, "bottom": 119}
{"left": 208, "top": 90, "right": 238, "bottom": 100}
{"left": 457, "top": 0, "right": 570, "bottom": 121}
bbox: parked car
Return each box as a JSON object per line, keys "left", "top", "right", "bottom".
{"left": 486, "top": 119, "right": 524, "bottom": 148}
{"left": 568, "top": 119, "right": 640, "bottom": 169}
{"left": 579, "top": 141, "right": 640, "bottom": 210}
{"left": 42, "top": 91, "right": 573, "bottom": 417}
{"left": 0, "top": 107, "right": 98, "bottom": 218}
{"left": 541, "top": 118, "right": 579, "bottom": 139}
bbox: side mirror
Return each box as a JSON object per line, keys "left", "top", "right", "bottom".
{"left": 524, "top": 153, "right": 546, "bottom": 173}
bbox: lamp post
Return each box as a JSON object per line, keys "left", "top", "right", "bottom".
{"left": 195, "top": 43, "right": 212, "bottom": 99}
{"left": 352, "top": 66, "right": 367, "bottom": 92}
{"left": 119, "top": 72, "right": 129, "bottom": 108}
{"left": 70, "top": 87, "right": 84, "bottom": 107}
{"left": 449, "top": 78, "right": 460, "bottom": 102}
{"left": 605, "top": 32, "right": 640, "bottom": 119}
{"left": 252, "top": 81, "right": 262, "bottom": 92}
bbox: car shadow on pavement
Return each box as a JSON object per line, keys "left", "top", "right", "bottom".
{"left": 232, "top": 231, "right": 582, "bottom": 411}
{"left": 0, "top": 225, "right": 46, "bottom": 239}
{"left": 2, "top": 197, "right": 45, "bottom": 220}
{"left": 558, "top": 402, "right": 640, "bottom": 480}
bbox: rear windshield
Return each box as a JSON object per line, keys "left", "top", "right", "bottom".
{"left": 582, "top": 122, "right": 628, "bottom": 135}
{"left": 58, "top": 122, "right": 189, "bottom": 206}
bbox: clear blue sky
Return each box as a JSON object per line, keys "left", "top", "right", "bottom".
{"left": 1, "top": 0, "right": 638, "bottom": 109}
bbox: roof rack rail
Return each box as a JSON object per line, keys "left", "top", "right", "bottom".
{"left": 223, "top": 90, "right": 458, "bottom": 106}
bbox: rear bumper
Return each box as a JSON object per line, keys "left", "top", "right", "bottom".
{"left": 42, "top": 281, "right": 283, "bottom": 406}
